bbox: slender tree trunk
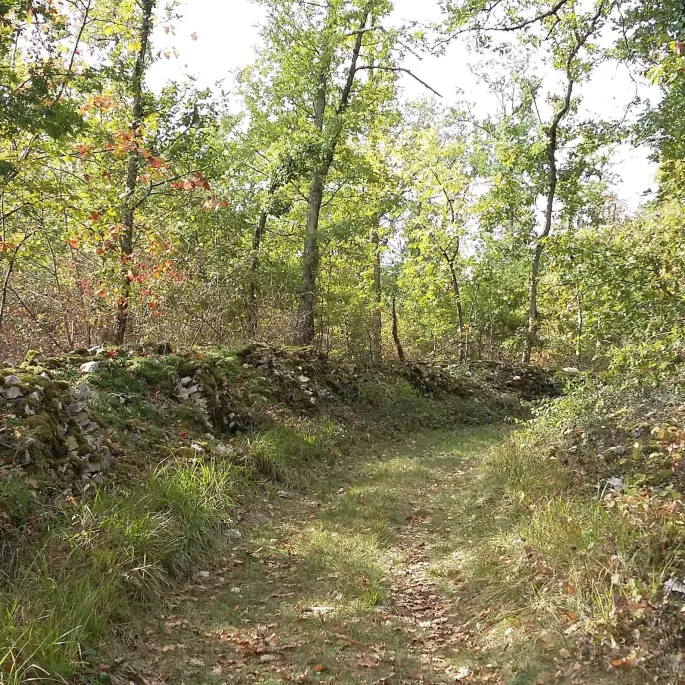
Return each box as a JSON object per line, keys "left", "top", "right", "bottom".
{"left": 297, "top": 160, "right": 325, "bottom": 345}
{"left": 115, "top": 0, "right": 155, "bottom": 345}
{"left": 0, "top": 235, "right": 29, "bottom": 344}
{"left": 521, "top": 11, "right": 601, "bottom": 363}
{"left": 295, "top": 4, "right": 371, "bottom": 346}
{"left": 522, "top": 87, "right": 566, "bottom": 364}
{"left": 465, "top": 274, "right": 481, "bottom": 361}
{"left": 575, "top": 282, "right": 583, "bottom": 362}
{"left": 444, "top": 256, "right": 465, "bottom": 358}
{"left": 370, "top": 223, "right": 382, "bottom": 363}
{"left": 523, "top": 240, "right": 547, "bottom": 364}
{"left": 0, "top": 258, "right": 16, "bottom": 344}
{"left": 247, "top": 209, "right": 268, "bottom": 338}
{"left": 392, "top": 295, "right": 405, "bottom": 362}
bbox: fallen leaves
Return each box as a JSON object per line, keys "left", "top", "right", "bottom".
{"left": 609, "top": 649, "right": 640, "bottom": 669}
{"left": 357, "top": 654, "right": 378, "bottom": 668}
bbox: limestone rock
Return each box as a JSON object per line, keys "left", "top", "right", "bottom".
{"left": 79, "top": 361, "right": 100, "bottom": 374}
{"left": 72, "top": 383, "right": 92, "bottom": 401}
{"left": 2, "top": 386, "right": 22, "bottom": 400}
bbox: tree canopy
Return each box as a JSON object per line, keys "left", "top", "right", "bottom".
{"left": 0, "top": 0, "right": 680, "bottom": 373}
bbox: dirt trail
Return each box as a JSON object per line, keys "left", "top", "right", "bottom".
{"left": 109, "top": 428, "right": 619, "bottom": 685}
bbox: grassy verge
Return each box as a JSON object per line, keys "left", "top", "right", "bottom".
{"left": 424, "top": 378, "right": 685, "bottom": 681}
{"left": 0, "top": 460, "right": 240, "bottom": 683}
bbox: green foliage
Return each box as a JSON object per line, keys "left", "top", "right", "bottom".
{"left": 0, "top": 0, "right": 678, "bottom": 370}
{"left": 0, "top": 458, "right": 239, "bottom": 680}
{"left": 248, "top": 420, "right": 339, "bottom": 482}
{"left": 0, "top": 478, "right": 34, "bottom": 527}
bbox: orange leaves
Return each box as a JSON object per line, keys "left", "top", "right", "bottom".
{"left": 91, "top": 95, "right": 117, "bottom": 110}
{"left": 202, "top": 198, "right": 229, "bottom": 211}
{"left": 77, "top": 143, "right": 91, "bottom": 160}
{"left": 67, "top": 237, "right": 80, "bottom": 249}
{"left": 138, "top": 148, "right": 169, "bottom": 170}
{"left": 172, "top": 171, "right": 211, "bottom": 192}
{"left": 79, "top": 95, "right": 118, "bottom": 116}
{"left": 609, "top": 650, "right": 639, "bottom": 669}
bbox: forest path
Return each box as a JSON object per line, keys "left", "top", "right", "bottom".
{"left": 118, "top": 427, "right": 614, "bottom": 685}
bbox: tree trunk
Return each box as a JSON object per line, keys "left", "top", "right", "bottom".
{"left": 295, "top": 4, "right": 371, "bottom": 346}
{"left": 392, "top": 294, "right": 405, "bottom": 362}
{"left": 370, "top": 223, "right": 382, "bottom": 363}
{"left": 521, "top": 12, "right": 601, "bottom": 363}
{"left": 0, "top": 234, "right": 28, "bottom": 345}
{"left": 522, "top": 84, "right": 568, "bottom": 364}
{"left": 523, "top": 241, "right": 546, "bottom": 364}
{"left": 115, "top": 0, "right": 155, "bottom": 345}
{"left": 445, "top": 256, "right": 465, "bottom": 358}
{"left": 465, "top": 274, "right": 481, "bottom": 361}
{"left": 247, "top": 209, "right": 268, "bottom": 338}
{"left": 575, "top": 281, "right": 583, "bottom": 362}
{"left": 295, "top": 68, "right": 327, "bottom": 347}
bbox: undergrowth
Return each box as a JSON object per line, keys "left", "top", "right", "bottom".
{"left": 432, "top": 375, "right": 685, "bottom": 680}
{"left": 0, "top": 461, "right": 240, "bottom": 683}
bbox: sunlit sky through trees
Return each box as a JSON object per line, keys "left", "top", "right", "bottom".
{"left": 149, "top": 0, "right": 658, "bottom": 212}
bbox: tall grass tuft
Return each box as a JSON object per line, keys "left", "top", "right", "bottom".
{"left": 0, "top": 460, "right": 239, "bottom": 681}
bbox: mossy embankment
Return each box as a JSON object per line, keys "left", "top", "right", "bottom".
{"left": 0, "top": 344, "right": 555, "bottom": 683}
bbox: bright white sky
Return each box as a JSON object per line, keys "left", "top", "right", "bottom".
{"left": 149, "top": 0, "right": 659, "bottom": 212}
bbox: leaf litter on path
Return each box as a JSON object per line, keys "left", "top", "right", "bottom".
{"left": 108, "top": 429, "right": 633, "bottom": 685}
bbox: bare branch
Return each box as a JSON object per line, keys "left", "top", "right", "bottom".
{"left": 354, "top": 65, "right": 442, "bottom": 97}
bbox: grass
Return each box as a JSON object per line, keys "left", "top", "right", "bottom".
{"left": 0, "top": 348, "right": 580, "bottom": 683}
{"left": 3, "top": 413, "right": 663, "bottom": 683}
{"left": 0, "top": 477, "right": 35, "bottom": 528}
{"left": 0, "top": 460, "right": 240, "bottom": 683}
{"left": 245, "top": 419, "right": 341, "bottom": 483}
{"left": 119, "top": 429, "right": 517, "bottom": 685}
{"left": 419, "top": 382, "right": 685, "bottom": 682}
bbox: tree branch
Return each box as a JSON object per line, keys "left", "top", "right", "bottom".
{"left": 354, "top": 65, "right": 442, "bottom": 97}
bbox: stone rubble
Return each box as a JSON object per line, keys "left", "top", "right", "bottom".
{"left": 0, "top": 369, "right": 111, "bottom": 481}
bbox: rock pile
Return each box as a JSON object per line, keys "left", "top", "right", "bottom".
{"left": 178, "top": 375, "right": 208, "bottom": 410}
{"left": 1, "top": 344, "right": 561, "bottom": 494}
{"left": 0, "top": 370, "right": 110, "bottom": 483}
{"left": 238, "top": 344, "right": 356, "bottom": 409}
